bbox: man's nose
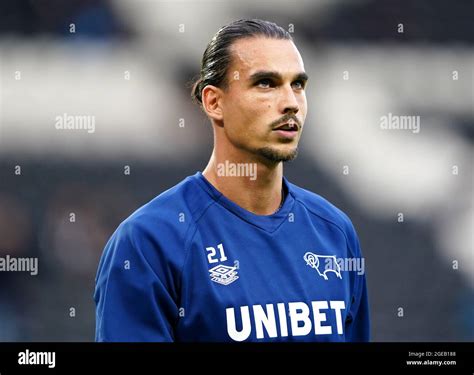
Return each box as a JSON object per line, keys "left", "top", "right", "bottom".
{"left": 279, "top": 85, "right": 299, "bottom": 114}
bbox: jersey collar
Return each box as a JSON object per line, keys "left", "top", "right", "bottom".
{"left": 193, "top": 171, "right": 295, "bottom": 233}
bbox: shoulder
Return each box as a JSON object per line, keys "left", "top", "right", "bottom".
{"left": 288, "top": 180, "right": 360, "bottom": 249}
{"left": 97, "top": 174, "right": 215, "bottom": 284}
{"left": 121, "top": 173, "right": 213, "bottom": 238}
{"left": 105, "top": 173, "right": 215, "bottom": 262}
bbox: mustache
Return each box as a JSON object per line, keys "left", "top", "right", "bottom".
{"left": 270, "top": 114, "right": 301, "bottom": 129}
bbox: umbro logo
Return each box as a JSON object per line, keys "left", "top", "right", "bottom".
{"left": 209, "top": 264, "right": 239, "bottom": 285}
{"left": 206, "top": 243, "right": 240, "bottom": 286}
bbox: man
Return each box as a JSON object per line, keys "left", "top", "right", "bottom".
{"left": 94, "top": 19, "right": 370, "bottom": 342}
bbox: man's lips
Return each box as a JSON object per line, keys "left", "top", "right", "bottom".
{"left": 272, "top": 120, "right": 299, "bottom": 139}
{"left": 272, "top": 120, "right": 299, "bottom": 131}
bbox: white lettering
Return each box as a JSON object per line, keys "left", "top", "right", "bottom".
{"left": 226, "top": 306, "right": 251, "bottom": 342}
{"left": 226, "top": 300, "right": 346, "bottom": 341}
{"left": 18, "top": 350, "right": 55, "bottom": 368}
{"left": 277, "top": 303, "right": 288, "bottom": 337}
{"left": 330, "top": 301, "right": 345, "bottom": 334}
{"left": 289, "top": 302, "right": 312, "bottom": 336}
{"left": 253, "top": 304, "right": 277, "bottom": 339}
{"left": 312, "top": 301, "right": 332, "bottom": 334}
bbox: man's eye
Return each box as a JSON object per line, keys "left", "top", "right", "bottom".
{"left": 292, "top": 80, "right": 305, "bottom": 89}
{"left": 256, "top": 79, "right": 273, "bottom": 88}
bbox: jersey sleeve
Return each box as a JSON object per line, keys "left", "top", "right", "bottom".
{"left": 94, "top": 220, "right": 180, "bottom": 342}
{"left": 345, "top": 273, "right": 370, "bottom": 342}
{"left": 344, "top": 227, "right": 370, "bottom": 342}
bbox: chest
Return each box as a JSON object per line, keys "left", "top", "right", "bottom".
{"left": 176, "top": 215, "right": 354, "bottom": 342}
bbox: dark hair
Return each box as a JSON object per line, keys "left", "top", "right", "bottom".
{"left": 191, "top": 19, "right": 292, "bottom": 106}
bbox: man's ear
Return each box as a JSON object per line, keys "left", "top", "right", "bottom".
{"left": 202, "top": 85, "right": 224, "bottom": 122}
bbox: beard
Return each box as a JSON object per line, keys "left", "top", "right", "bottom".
{"left": 254, "top": 146, "right": 299, "bottom": 163}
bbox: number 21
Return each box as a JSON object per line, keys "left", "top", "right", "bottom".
{"left": 206, "top": 243, "right": 228, "bottom": 264}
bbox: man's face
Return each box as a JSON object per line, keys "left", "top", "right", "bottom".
{"left": 220, "top": 36, "right": 308, "bottom": 163}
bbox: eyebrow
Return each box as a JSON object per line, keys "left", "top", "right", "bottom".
{"left": 248, "top": 70, "right": 309, "bottom": 84}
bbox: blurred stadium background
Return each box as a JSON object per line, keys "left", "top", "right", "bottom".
{"left": 0, "top": 0, "right": 472, "bottom": 341}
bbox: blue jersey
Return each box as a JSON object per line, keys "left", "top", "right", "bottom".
{"left": 94, "top": 172, "right": 370, "bottom": 342}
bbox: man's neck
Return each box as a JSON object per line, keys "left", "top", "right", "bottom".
{"left": 202, "top": 150, "right": 284, "bottom": 216}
